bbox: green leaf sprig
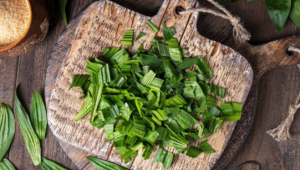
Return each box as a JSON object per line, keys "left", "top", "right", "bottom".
{"left": 14, "top": 88, "right": 41, "bottom": 165}
{"left": 0, "top": 158, "right": 15, "bottom": 170}
{"left": 40, "top": 157, "right": 67, "bottom": 170}
{"left": 30, "top": 90, "right": 47, "bottom": 140}
{"left": 0, "top": 104, "right": 15, "bottom": 161}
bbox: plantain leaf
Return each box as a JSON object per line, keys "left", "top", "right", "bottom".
{"left": 142, "top": 145, "right": 153, "bottom": 160}
{"left": 290, "top": 0, "right": 300, "bottom": 28}
{"left": 69, "top": 75, "right": 89, "bottom": 90}
{"left": 30, "top": 90, "right": 47, "bottom": 140}
{"left": 74, "top": 92, "right": 93, "bottom": 121}
{"left": 15, "top": 87, "right": 41, "bottom": 165}
{"left": 87, "top": 156, "right": 128, "bottom": 170}
{"left": 186, "top": 147, "right": 202, "bottom": 158}
{"left": 146, "top": 20, "right": 159, "bottom": 33}
{"left": 152, "top": 148, "right": 173, "bottom": 169}
{"left": 162, "top": 22, "right": 175, "bottom": 42}
{"left": 0, "top": 158, "right": 15, "bottom": 170}
{"left": 135, "top": 32, "right": 147, "bottom": 41}
{"left": 0, "top": 104, "right": 15, "bottom": 161}
{"left": 265, "top": 0, "right": 291, "bottom": 31}
{"left": 91, "top": 84, "right": 104, "bottom": 122}
{"left": 121, "top": 30, "right": 134, "bottom": 46}
{"left": 198, "top": 140, "right": 214, "bottom": 154}
{"left": 60, "top": 0, "right": 68, "bottom": 25}
{"left": 40, "top": 157, "right": 67, "bottom": 170}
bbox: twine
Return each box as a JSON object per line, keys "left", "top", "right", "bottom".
{"left": 179, "top": 0, "right": 251, "bottom": 43}
{"left": 266, "top": 47, "right": 300, "bottom": 142}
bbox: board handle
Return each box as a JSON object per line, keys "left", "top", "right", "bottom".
{"left": 214, "top": 36, "right": 300, "bottom": 169}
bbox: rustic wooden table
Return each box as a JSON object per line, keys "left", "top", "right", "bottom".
{"left": 1, "top": 0, "right": 300, "bottom": 169}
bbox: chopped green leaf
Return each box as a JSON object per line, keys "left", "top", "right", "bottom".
{"left": 136, "top": 32, "right": 147, "bottom": 40}
{"left": 146, "top": 20, "right": 159, "bottom": 33}
{"left": 197, "top": 57, "right": 212, "bottom": 79}
{"left": 140, "top": 70, "right": 156, "bottom": 87}
{"left": 138, "top": 54, "right": 162, "bottom": 69}
{"left": 69, "top": 75, "right": 89, "bottom": 91}
{"left": 162, "top": 22, "right": 175, "bottom": 42}
{"left": 186, "top": 147, "right": 202, "bottom": 158}
{"left": 142, "top": 145, "right": 153, "bottom": 160}
{"left": 174, "top": 110, "right": 198, "bottom": 130}
{"left": 121, "top": 30, "right": 134, "bottom": 46}
{"left": 144, "top": 130, "right": 159, "bottom": 145}
{"left": 210, "top": 84, "right": 225, "bottom": 98}
{"left": 104, "top": 124, "right": 114, "bottom": 141}
{"left": 178, "top": 56, "right": 199, "bottom": 70}
{"left": 167, "top": 38, "right": 182, "bottom": 62}
{"left": 198, "top": 140, "right": 214, "bottom": 154}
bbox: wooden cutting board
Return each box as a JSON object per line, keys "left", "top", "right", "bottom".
{"left": 44, "top": 0, "right": 300, "bottom": 169}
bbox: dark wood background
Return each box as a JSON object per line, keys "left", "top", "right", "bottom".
{"left": 1, "top": 0, "right": 300, "bottom": 169}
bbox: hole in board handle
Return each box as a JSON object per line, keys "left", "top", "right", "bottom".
{"left": 175, "top": 6, "right": 185, "bottom": 15}
{"left": 286, "top": 47, "right": 295, "bottom": 56}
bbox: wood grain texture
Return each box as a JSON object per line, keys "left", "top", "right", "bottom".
{"left": 45, "top": 0, "right": 253, "bottom": 169}
{"left": 1, "top": 0, "right": 300, "bottom": 169}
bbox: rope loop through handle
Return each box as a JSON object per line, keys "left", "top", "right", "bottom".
{"left": 179, "top": 0, "right": 251, "bottom": 43}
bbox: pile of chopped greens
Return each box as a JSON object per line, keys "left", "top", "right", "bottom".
{"left": 70, "top": 20, "right": 243, "bottom": 169}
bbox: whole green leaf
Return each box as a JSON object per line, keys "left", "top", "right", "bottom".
{"left": 60, "top": 0, "right": 68, "bottom": 25}
{"left": 87, "top": 157, "right": 127, "bottom": 170}
{"left": 290, "top": 0, "right": 300, "bottom": 28}
{"left": 265, "top": 0, "right": 291, "bottom": 31}
{"left": 0, "top": 158, "right": 15, "bottom": 170}
{"left": 40, "top": 157, "right": 67, "bottom": 170}
{"left": 0, "top": 104, "right": 15, "bottom": 161}
{"left": 30, "top": 90, "right": 47, "bottom": 140}
{"left": 14, "top": 88, "right": 41, "bottom": 165}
